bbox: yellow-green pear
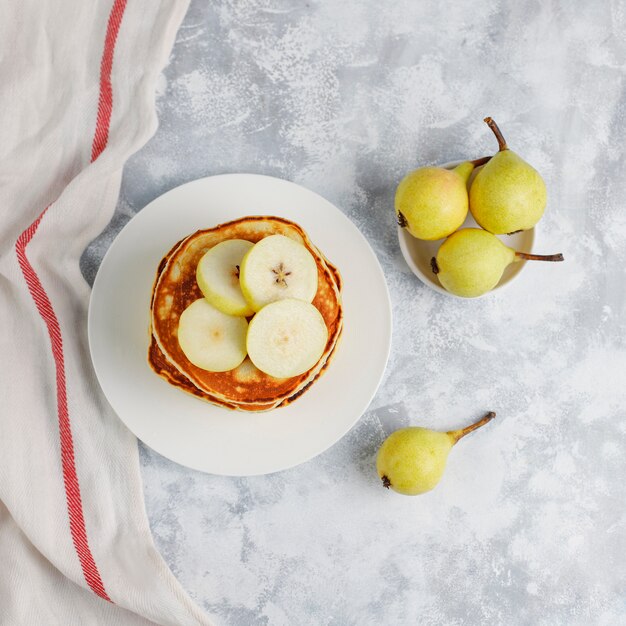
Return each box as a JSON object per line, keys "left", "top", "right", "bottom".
{"left": 395, "top": 159, "right": 487, "bottom": 241}
{"left": 431, "top": 228, "right": 563, "bottom": 298}
{"left": 376, "top": 412, "right": 496, "bottom": 495}
{"left": 470, "top": 117, "right": 547, "bottom": 234}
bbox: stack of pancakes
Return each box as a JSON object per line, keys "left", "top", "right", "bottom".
{"left": 149, "top": 216, "right": 343, "bottom": 411}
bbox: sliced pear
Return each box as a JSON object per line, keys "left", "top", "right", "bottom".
{"left": 196, "top": 239, "right": 254, "bottom": 316}
{"left": 246, "top": 299, "right": 328, "bottom": 378}
{"left": 239, "top": 234, "right": 318, "bottom": 312}
{"left": 178, "top": 299, "right": 248, "bottom": 372}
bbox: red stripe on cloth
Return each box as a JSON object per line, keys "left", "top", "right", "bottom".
{"left": 15, "top": 210, "right": 111, "bottom": 602}
{"left": 14, "top": 0, "right": 129, "bottom": 602}
{"left": 91, "top": 0, "right": 128, "bottom": 162}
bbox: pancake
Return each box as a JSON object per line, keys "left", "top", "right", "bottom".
{"left": 149, "top": 216, "right": 343, "bottom": 411}
{"left": 149, "top": 217, "right": 342, "bottom": 410}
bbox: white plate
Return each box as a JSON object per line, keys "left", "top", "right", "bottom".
{"left": 397, "top": 161, "right": 535, "bottom": 298}
{"left": 89, "top": 174, "right": 392, "bottom": 476}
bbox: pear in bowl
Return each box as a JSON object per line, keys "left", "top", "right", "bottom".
{"left": 470, "top": 117, "right": 547, "bottom": 234}
{"left": 432, "top": 228, "right": 563, "bottom": 298}
{"left": 395, "top": 161, "right": 477, "bottom": 240}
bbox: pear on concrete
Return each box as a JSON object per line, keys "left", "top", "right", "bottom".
{"left": 376, "top": 412, "right": 496, "bottom": 495}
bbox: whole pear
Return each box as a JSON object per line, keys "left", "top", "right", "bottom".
{"left": 376, "top": 412, "right": 496, "bottom": 495}
{"left": 432, "top": 228, "right": 563, "bottom": 298}
{"left": 395, "top": 159, "right": 485, "bottom": 241}
{"left": 470, "top": 117, "right": 547, "bottom": 234}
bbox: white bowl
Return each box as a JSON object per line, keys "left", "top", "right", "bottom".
{"left": 397, "top": 160, "right": 535, "bottom": 298}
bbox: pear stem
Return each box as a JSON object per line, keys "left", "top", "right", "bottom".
{"left": 470, "top": 155, "right": 492, "bottom": 167}
{"left": 484, "top": 117, "right": 508, "bottom": 151}
{"left": 448, "top": 411, "right": 496, "bottom": 444}
{"left": 515, "top": 252, "right": 564, "bottom": 262}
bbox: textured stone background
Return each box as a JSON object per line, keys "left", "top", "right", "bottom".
{"left": 82, "top": 1, "right": 626, "bottom": 624}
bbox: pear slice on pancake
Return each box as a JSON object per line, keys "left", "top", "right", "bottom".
{"left": 239, "top": 235, "right": 318, "bottom": 311}
{"left": 247, "top": 299, "right": 328, "bottom": 378}
{"left": 196, "top": 239, "right": 254, "bottom": 316}
{"left": 178, "top": 299, "right": 248, "bottom": 372}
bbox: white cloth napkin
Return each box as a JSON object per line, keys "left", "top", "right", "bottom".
{"left": 0, "top": 1, "right": 213, "bottom": 624}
